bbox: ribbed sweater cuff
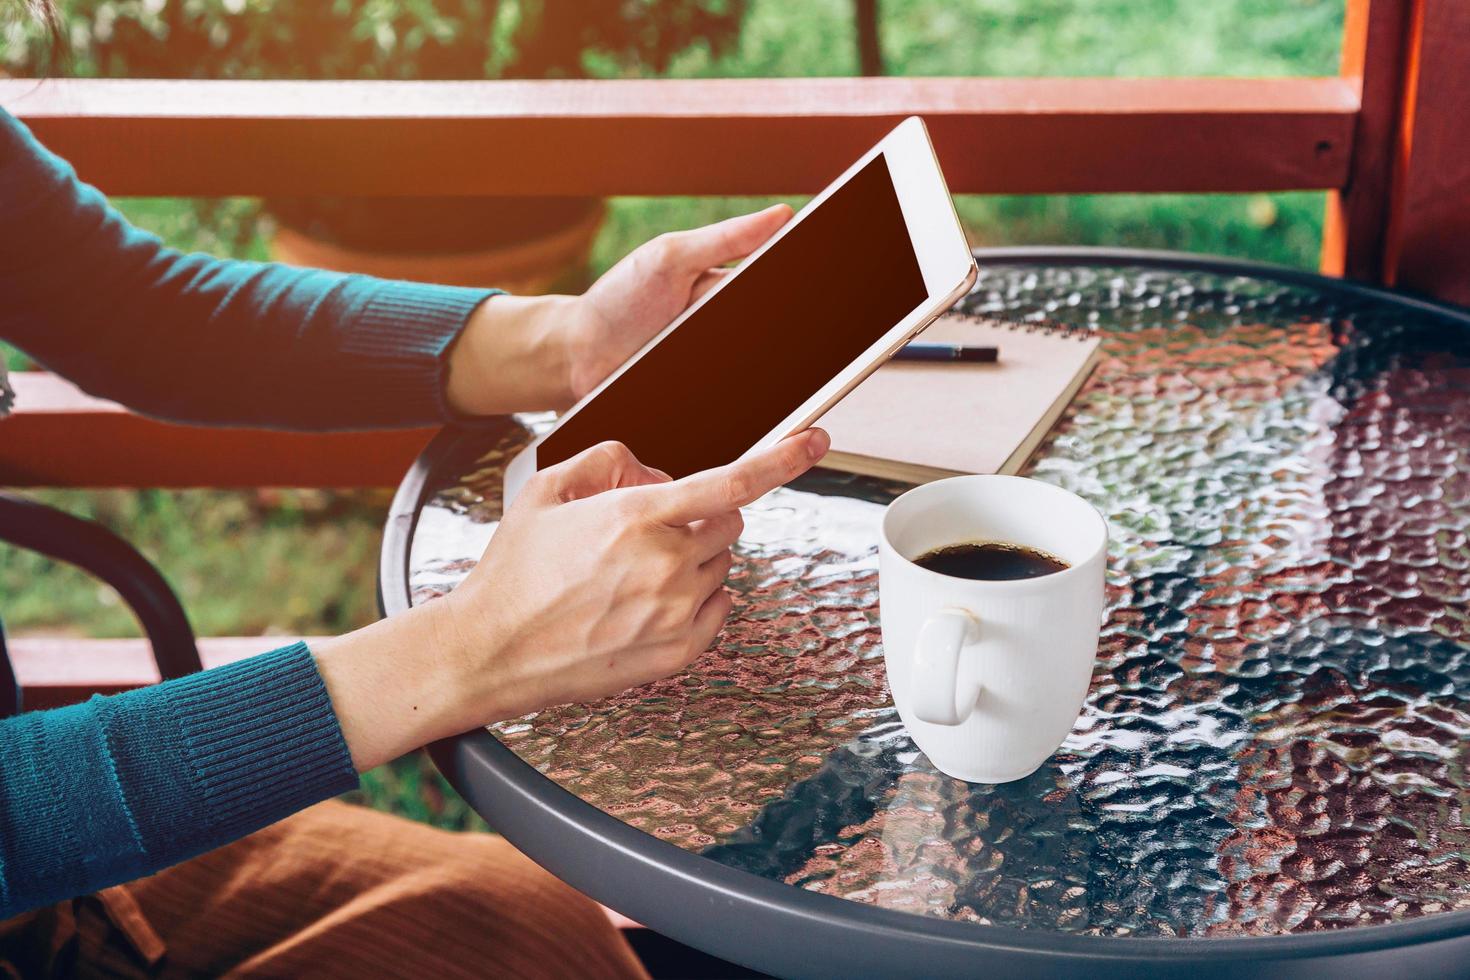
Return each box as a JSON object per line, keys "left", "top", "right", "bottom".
{"left": 340, "top": 281, "right": 503, "bottom": 424}
{"left": 104, "top": 642, "right": 358, "bottom": 866}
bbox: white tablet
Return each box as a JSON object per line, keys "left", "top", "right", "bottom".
{"left": 504, "top": 115, "right": 977, "bottom": 504}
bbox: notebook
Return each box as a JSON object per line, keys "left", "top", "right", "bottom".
{"left": 819, "top": 313, "right": 1103, "bottom": 484}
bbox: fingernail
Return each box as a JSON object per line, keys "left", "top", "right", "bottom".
{"left": 806, "top": 427, "right": 831, "bottom": 461}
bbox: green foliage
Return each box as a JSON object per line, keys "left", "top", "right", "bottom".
{"left": 873, "top": 0, "right": 1343, "bottom": 78}
{"left": 348, "top": 752, "right": 489, "bottom": 832}
{"left": 0, "top": 488, "right": 388, "bottom": 638}
{"left": 633, "top": 0, "right": 1343, "bottom": 80}
{"left": 3, "top": 0, "right": 747, "bottom": 79}
{"left": 595, "top": 0, "right": 1343, "bottom": 275}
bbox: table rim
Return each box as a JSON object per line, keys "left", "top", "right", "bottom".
{"left": 379, "top": 246, "right": 1470, "bottom": 972}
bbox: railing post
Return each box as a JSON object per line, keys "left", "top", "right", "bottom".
{"left": 1326, "top": 0, "right": 1470, "bottom": 306}
{"left": 854, "top": 0, "right": 884, "bottom": 77}
{"left": 1321, "top": 0, "right": 1413, "bottom": 283}
{"left": 1383, "top": 1, "right": 1470, "bottom": 305}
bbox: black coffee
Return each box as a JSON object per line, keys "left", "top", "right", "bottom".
{"left": 913, "top": 541, "right": 1069, "bottom": 581}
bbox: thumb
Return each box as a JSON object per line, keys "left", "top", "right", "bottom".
{"left": 668, "top": 204, "right": 792, "bottom": 273}
{"left": 646, "top": 428, "right": 829, "bottom": 526}
{"left": 689, "top": 266, "right": 731, "bottom": 304}
{"left": 531, "top": 441, "right": 670, "bottom": 504}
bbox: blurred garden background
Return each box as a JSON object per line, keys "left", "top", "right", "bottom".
{"left": 1, "top": 0, "right": 1345, "bottom": 826}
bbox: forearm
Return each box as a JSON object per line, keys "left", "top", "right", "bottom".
{"left": 311, "top": 596, "right": 504, "bottom": 772}
{"left": 0, "top": 644, "right": 356, "bottom": 917}
{"left": 314, "top": 428, "right": 828, "bottom": 775}
{"left": 3, "top": 108, "right": 530, "bottom": 430}
{"left": 446, "top": 293, "right": 580, "bottom": 417}
{"left": 311, "top": 605, "right": 459, "bottom": 771}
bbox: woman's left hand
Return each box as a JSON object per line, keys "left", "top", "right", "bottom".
{"left": 565, "top": 203, "right": 791, "bottom": 402}
{"left": 446, "top": 204, "right": 791, "bottom": 416}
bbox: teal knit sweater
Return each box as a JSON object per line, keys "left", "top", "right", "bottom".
{"left": 0, "top": 106, "right": 500, "bottom": 917}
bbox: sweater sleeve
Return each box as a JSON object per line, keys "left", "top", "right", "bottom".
{"left": 0, "top": 642, "right": 358, "bottom": 918}
{"left": 0, "top": 107, "right": 501, "bottom": 430}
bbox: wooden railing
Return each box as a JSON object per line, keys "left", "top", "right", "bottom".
{"left": 1, "top": 0, "right": 1466, "bottom": 701}
{"left": 5, "top": 76, "right": 1357, "bottom": 196}
{"left": 2, "top": 374, "right": 435, "bottom": 487}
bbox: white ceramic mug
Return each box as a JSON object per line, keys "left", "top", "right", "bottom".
{"left": 879, "top": 475, "right": 1108, "bottom": 783}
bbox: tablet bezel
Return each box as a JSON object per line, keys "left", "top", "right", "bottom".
{"left": 504, "top": 115, "right": 977, "bottom": 504}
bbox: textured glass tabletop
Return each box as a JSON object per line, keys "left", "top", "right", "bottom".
{"left": 404, "top": 259, "right": 1470, "bottom": 940}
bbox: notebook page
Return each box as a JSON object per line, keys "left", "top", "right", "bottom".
{"left": 819, "top": 315, "right": 1101, "bottom": 480}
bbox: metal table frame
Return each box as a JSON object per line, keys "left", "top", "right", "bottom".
{"left": 379, "top": 247, "right": 1470, "bottom": 978}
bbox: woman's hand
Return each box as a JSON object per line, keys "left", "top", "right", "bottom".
{"left": 439, "top": 426, "right": 822, "bottom": 721}
{"left": 446, "top": 204, "right": 792, "bottom": 416}
{"left": 564, "top": 203, "right": 792, "bottom": 403}
{"left": 312, "top": 427, "right": 828, "bottom": 771}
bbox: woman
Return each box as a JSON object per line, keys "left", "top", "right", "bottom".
{"left": 0, "top": 9, "right": 828, "bottom": 975}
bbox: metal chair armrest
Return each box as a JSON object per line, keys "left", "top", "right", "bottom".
{"left": 0, "top": 492, "right": 202, "bottom": 717}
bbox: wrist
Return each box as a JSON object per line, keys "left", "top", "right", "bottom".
{"left": 446, "top": 293, "right": 580, "bottom": 415}
{"left": 428, "top": 585, "right": 505, "bottom": 731}
{"left": 313, "top": 601, "right": 481, "bottom": 771}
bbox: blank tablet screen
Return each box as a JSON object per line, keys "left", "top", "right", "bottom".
{"left": 537, "top": 153, "right": 927, "bottom": 478}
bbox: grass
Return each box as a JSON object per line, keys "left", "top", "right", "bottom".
{"left": 1, "top": 488, "right": 387, "bottom": 638}
{"left": 595, "top": 0, "right": 1344, "bottom": 271}
{"left": 4, "top": 0, "right": 1344, "bottom": 827}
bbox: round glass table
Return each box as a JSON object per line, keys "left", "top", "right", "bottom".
{"left": 380, "top": 248, "right": 1470, "bottom": 978}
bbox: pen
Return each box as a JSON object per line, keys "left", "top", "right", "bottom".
{"left": 895, "top": 342, "right": 999, "bottom": 363}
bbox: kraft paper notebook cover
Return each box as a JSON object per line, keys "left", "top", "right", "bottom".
{"left": 820, "top": 313, "right": 1103, "bottom": 484}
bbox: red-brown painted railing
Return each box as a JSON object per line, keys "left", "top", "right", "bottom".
{"left": 1378, "top": 1, "right": 1470, "bottom": 302}
{"left": 6, "top": 7, "right": 1465, "bottom": 493}
{"left": 1323, "top": 0, "right": 1470, "bottom": 302}
{"left": 9, "top": 636, "right": 314, "bottom": 710}
{"left": 0, "top": 72, "right": 1376, "bottom": 490}
{"left": 5, "top": 76, "right": 1356, "bottom": 196}
{"left": 1, "top": 374, "right": 435, "bottom": 488}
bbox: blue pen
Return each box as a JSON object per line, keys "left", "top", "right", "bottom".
{"left": 895, "top": 342, "right": 999, "bottom": 363}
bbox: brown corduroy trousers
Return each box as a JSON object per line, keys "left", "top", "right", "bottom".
{"left": 0, "top": 800, "right": 649, "bottom": 979}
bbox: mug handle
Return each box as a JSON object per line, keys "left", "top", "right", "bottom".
{"left": 912, "top": 608, "right": 980, "bottom": 726}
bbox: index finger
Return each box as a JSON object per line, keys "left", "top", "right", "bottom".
{"left": 530, "top": 440, "right": 670, "bottom": 505}
{"left": 648, "top": 428, "right": 829, "bottom": 526}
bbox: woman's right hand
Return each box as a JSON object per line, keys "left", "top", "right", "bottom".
{"left": 314, "top": 428, "right": 829, "bottom": 771}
